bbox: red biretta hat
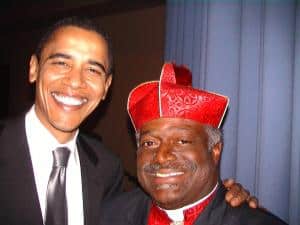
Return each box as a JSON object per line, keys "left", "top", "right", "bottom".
{"left": 127, "top": 63, "right": 229, "bottom": 131}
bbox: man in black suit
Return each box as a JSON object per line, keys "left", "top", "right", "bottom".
{"left": 101, "top": 63, "right": 287, "bottom": 225}
{"left": 0, "top": 17, "right": 123, "bottom": 225}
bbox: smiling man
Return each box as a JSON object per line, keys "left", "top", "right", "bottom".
{"left": 137, "top": 117, "right": 220, "bottom": 212}
{"left": 101, "top": 63, "right": 287, "bottom": 225}
{"left": 0, "top": 17, "right": 123, "bottom": 225}
{"left": 29, "top": 24, "right": 112, "bottom": 143}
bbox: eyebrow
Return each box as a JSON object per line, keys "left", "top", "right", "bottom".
{"left": 47, "top": 53, "right": 72, "bottom": 60}
{"left": 139, "top": 130, "right": 151, "bottom": 137}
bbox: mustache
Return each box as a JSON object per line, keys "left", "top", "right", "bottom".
{"left": 143, "top": 160, "right": 197, "bottom": 174}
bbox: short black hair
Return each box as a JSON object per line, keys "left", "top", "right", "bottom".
{"left": 35, "top": 16, "right": 114, "bottom": 75}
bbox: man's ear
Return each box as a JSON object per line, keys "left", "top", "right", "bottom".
{"left": 102, "top": 74, "right": 112, "bottom": 100}
{"left": 29, "top": 55, "right": 39, "bottom": 83}
{"left": 211, "top": 142, "right": 222, "bottom": 165}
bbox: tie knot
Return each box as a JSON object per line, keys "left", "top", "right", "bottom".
{"left": 52, "top": 147, "right": 71, "bottom": 167}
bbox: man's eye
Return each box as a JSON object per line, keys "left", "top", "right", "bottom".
{"left": 178, "top": 139, "right": 190, "bottom": 144}
{"left": 52, "top": 61, "right": 69, "bottom": 67}
{"left": 88, "top": 68, "right": 100, "bottom": 74}
{"left": 87, "top": 67, "right": 105, "bottom": 76}
{"left": 141, "top": 141, "right": 155, "bottom": 147}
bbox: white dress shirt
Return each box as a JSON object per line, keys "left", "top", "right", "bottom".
{"left": 25, "top": 105, "right": 84, "bottom": 225}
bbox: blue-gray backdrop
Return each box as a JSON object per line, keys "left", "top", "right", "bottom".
{"left": 164, "top": 1, "right": 300, "bottom": 224}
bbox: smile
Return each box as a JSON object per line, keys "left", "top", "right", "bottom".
{"left": 51, "top": 92, "right": 88, "bottom": 106}
{"left": 154, "top": 171, "right": 184, "bottom": 178}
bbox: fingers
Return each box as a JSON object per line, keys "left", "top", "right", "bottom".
{"left": 248, "top": 196, "right": 259, "bottom": 209}
{"left": 223, "top": 178, "right": 235, "bottom": 188}
{"left": 225, "top": 182, "right": 250, "bottom": 207}
{"left": 223, "top": 178, "right": 260, "bottom": 208}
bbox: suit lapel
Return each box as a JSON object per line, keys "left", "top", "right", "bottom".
{"left": 2, "top": 116, "right": 43, "bottom": 224}
{"left": 77, "top": 134, "right": 102, "bottom": 225}
{"left": 193, "top": 184, "right": 227, "bottom": 225}
{"left": 128, "top": 191, "right": 152, "bottom": 225}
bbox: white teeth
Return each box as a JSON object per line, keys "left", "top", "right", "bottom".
{"left": 52, "top": 93, "right": 87, "bottom": 106}
{"left": 156, "top": 184, "right": 177, "bottom": 190}
{"left": 155, "top": 172, "right": 184, "bottom": 178}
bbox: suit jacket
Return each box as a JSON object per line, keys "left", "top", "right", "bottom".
{"left": 0, "top": 115, "right": 123, "bottom": 225}
{"left": 101, "top": 184, "right": 288, "bottom": 225}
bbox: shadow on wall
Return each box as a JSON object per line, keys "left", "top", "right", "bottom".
{"left": 0, "top": 65, "right": 10, "bottom": 119}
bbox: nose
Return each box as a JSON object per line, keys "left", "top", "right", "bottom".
{"left": 64, "top": 67, "right": 86, "bottom": 89}
{"left": 154, "top": 143, "right": 176, "bottom": 164}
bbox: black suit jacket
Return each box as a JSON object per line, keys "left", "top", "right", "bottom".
{"left": 101, "top": 184, "right": 288, "bottom": 225}
{"left": 0, "top": 115, "right": 123, "bottom": 225}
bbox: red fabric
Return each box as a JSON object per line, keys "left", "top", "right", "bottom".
{"left": 147, "top": 204, "right": 171, "bottom": 225}
{"left": 173, "top": 64, "right": 192, "bottom": 86}
{"left": 147, "top": 190, "right": 216, "bottom": 225}
{"left": 127, "top": 63, "right": 229, "bottom": 131}
{"left": 127, "top": 81, "right": 160, "bottom": 131}
{"left": 183, "top": 191, "right": 216, "bottom": 225}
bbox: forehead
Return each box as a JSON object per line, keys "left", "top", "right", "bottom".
{"left": 139, "top": 118, "right": 206, "bottom": 136}
{"left": 41, "top": 26, "right": 109, "bottom": 58}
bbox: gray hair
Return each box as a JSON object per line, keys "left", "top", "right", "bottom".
{"left": 135, "top": 132, "right": 140, "bottom": 148}
{"left": 204, "top": 125, "right": 223, "bottom": 152}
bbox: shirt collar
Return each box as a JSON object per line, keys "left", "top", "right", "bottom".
{"left": 162, "top": 182, "right": 218, "bottom": 222}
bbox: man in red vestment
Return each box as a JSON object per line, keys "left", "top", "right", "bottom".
{"left": 101, "top": 63, "right": 286, "bottom": 225}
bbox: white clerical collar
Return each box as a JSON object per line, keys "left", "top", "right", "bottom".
{"left": 26, "top": 105, "right": 79, "bottom": 156}
{"left": 162, "top": 182, "right": 218, "bottom": 222}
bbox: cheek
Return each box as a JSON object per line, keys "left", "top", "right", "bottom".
{"left": 136, "top": 155, "right": 146, "bottom": 177}
{"left": 136, "top": 154, "right": 152, "bottom": 186}
{"left": 184, "top": 149, "right": 211, "bottom": 168}
{"left": 136, "top": 151, "right": 151, "bottom": 167}
{"left": 136, "top": 168, "right": 148, "bottom": 192}
{"left": 195, "top": 164, "right": 210, "bottom": 180}
{"left": 35, "top": 74, "right": 50, "bottom": 99}
{"left": 87, "top": 79, "right": 108, "bottom": 98}
{"left": 189, "top": 162, "right": 213, "bottom": 188}
{"left": 35, "top": 69, "right": 62, "bottom": 91}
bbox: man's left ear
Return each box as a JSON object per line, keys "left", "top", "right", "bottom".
{"left": 102, "top": 74, "right": 112, "bottom": 100}
{"left": 212, "top": 142, "right": 222, "bottom": 165}
{"left": 29, "top": 54, "right": 39, "bottom": 83}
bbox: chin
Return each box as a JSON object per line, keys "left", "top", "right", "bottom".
{"left": 155, "top": 198, "right": 183, "bottom": 210}
{"left": 51, "top": 120, "right": 80, "bottom": 133}
{"left": 151, "top": 191, "right": 183, "bottom": 209}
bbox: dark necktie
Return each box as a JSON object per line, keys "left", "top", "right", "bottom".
{"left": 45, "top": 147, "right": 70, "bottom": 225}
